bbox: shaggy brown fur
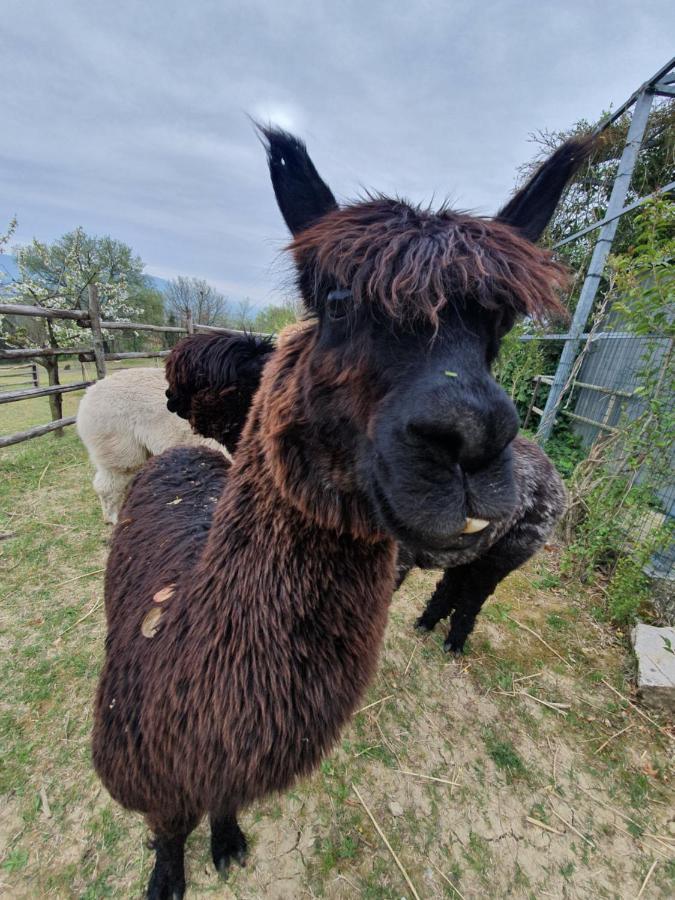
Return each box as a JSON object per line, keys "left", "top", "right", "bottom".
{"left": 93, "top": 325, "right": 396, "bottom": 896}
{"left": 164, "top": 331, "right": 274, "bottom": 452}
{"left": 93, "top": 125, "right": 591, "bottom": 899}
{"left": 163, "top": 336, "right": 566, "bottom": 654}
{"left": 291, "top": 199, "right": 569, "bottom": 326}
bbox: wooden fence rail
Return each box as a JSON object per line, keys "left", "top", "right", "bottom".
{"left": 1, "top": 289, "right": 266, "bottom": 448}
{"left": 0, "top": 381, "right": 93, "bottom": 405}
{"left": 0, "top": 362, "right": 39, "bottom": 388}
{"left": 0, "top": 417, "right": 78, "bottom": 449}
{"left": 0, "top": 302, "right": 89, "bottom": 321}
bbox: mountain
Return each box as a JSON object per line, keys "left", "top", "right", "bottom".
{"left": 144, "top": 274, "right": 170, "bottom": 293}
{"left": 0, "top": 253, "right": 19, "bottom": 284}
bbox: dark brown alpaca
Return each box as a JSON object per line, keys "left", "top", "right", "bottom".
{"left": 164, "top": 333, "right": 567, "bottom": 652}
{"left": 92, "top": 126, "right": 590, "bottom": 898}
{"left": 164, "top": 331, "right": 274, "bottom": 453}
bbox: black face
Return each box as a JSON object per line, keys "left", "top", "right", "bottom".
{"left": 313, "top": 294, "right": 520, "bottom": 551}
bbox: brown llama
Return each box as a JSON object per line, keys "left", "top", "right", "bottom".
{"left": 164, "top": 331, "right": 274, "bottom": 453}
{"left": 163, "top": 337, "right": 566, "bottom": 655}
{"left": 93, "top": 125, "right": 591, "bottom": 898}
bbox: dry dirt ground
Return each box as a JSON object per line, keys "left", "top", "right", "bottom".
{"left": 1, "top": 431, "right": 673, "bottom": 898}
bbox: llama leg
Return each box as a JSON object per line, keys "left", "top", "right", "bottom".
{"left": 210, "top": 811, "right": 248, "bottom": 876}
{"left": 146, "top": 829, "right": 190, "bottom": 900}
{"left": 443, "top": 586, "right": 493, "bottom": 654}
{"left": 443, "top": 535, "right": 539, "bottom": 654}
{"left": 415, "top": 567, "right": 456, "bottom": 632}
{"left": 93, "top": 467, "right": 134, "bottom": 525}
{"left": 394, "top": 545, "right": 415, "bottom": 591}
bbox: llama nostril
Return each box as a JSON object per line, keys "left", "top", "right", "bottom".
{"left": 408, "top": 422, "right": 463, "bottom": 463}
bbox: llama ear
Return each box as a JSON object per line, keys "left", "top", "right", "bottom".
{"left": 495, "top": 135, "right": 594, "bottom": 243}
{"left": 257, "top": 124, "right": 338, "bottom": 235}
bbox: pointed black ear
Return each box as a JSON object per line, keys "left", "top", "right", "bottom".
{"left": 496, "top": 135, "right": 595, "bottom": 243}
{"left": 257, "top": 125, "right": 338, "bottom": 235}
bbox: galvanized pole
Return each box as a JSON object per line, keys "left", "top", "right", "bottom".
{"left": 88, "top": 283, "right": 108, "bottom": 380}
{"left": 537, "top": 87, "right": 655, "bottom": 441}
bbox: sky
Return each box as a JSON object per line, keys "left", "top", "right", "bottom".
{"left": 1, "top": 1, "right": 673, "bottom": 308}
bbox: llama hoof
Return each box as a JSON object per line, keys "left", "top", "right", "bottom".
{"left": 442, "top": 639, "right": 464, "bottom": 656}
{"left": 215, "top": 846, "right": 248, "bottom": 878}
{"left": 146, "top": 865, "right": 185, "bottom": 900}
{"left": 212, "top": 826, "right": 248, "bottom": 878}
{"left": 414, "top": 617, "right": 434, "bottom": 633}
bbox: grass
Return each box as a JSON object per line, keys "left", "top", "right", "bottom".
{"left": 1, "top": 392, "right": 674, "bottom": 898}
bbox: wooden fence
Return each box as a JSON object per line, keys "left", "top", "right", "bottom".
{"left": 0, "top": 286, "right": 246, "bottom": 449}
{"left": 0, "top": 362, "right": 38, "bottom": 389}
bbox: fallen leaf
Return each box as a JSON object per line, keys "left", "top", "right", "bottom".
{"left": 141, "top": 608, "right": 163, "bottom": 638}
{"left": 153, "top": 585, "right": 175, "bottom": 604}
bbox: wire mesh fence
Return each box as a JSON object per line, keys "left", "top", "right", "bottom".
{"left": 503, "top": 59, "right": 675, "bottom": 611}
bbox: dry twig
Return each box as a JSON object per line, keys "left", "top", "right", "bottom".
{"left": 357, "top": 695, "right": 394, "bottom": 714}
{"left": 397, "top": 769, "right": 461, "bottom": 787}
{"left": 40, "top": 786, "right": 51, "bottom": 819}
{"left": 506, "top": 615, "right": 572, "bottom": 668}
{"left": 37, "top": 462, "right": 50, "bottom": 490}
{"left": 594, "top": 723, "right": 635, "bottom": 754}
{"left": 53, "top": 568, "right": 105, "bottom": 589}
{"left": 636, "top": 860, "right": 658, "bottom": 899}
{"left": 56, "top": 599, "right": 102, "bottom": 638}
{"left": 549, "top": 806, "right": 596, "bottom": 848}
{"left": 428, "top": 858, "right": 467, "bottom": 899}
{"left": 525, "top": 816, "right": 565, "bottom": 836}
{"left": 351, "top": 784, "right": 421, "bottom": 900}
{"left": 403, "top": 644, "right": 418, "bottom": 677}
{"left": 601, "top": 679, "right": 673, "bottom": 742}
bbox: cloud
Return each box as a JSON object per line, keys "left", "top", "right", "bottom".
{"left": 1, "top": 0, "right": 672, "bottom": 304}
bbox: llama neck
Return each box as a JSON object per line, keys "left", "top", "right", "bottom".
{"left": 187, "top": 427, "right": 396, "bottom": 798}
{"left": 199, "top": 424, "right": 395, "bottom": 619}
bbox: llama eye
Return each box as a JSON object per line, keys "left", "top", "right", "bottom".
{"left": 326, "top": 288, "right": 351, "bottom": 321}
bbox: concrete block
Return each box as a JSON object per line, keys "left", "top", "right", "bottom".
{"left": 631, "top": 624, "right": 675, "bottom": 715}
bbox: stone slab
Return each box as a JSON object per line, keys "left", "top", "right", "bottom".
{"left": 631, "top": 623, "right": 675, "bottom": 715}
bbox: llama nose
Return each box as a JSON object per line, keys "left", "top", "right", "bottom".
{"left": 407, "top": 390, "right": 519, "bottom": 473}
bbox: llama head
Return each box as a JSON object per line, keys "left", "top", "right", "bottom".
{"left": 165, "top": 332, "right": 275, "bottom": 452}
{"left": 256, "top": 126, "right": 591, "bottom": 548}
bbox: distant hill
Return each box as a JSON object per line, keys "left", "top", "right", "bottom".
{"left": 144, "top": 274, "right": 170, "bottom": 293}
{"left": 0, "top": 253, "right": 170, "bottom": 293}
{"left": 0, "top": 253, "right": 19, "bottom": 284}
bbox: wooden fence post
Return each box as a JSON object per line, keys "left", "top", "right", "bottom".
{"left": 186, "top": 310, "right": 194, "bottom": 334}
{"left": 31, "top": 362, "right": 39, "bottom": 387}
{"left": 88, "top": 284, "right": 107, "bottom": 380}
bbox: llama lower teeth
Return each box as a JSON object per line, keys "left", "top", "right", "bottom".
{"left": 461, "top": 517, "right": 490, "bottom": 534}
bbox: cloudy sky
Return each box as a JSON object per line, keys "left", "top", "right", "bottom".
{"left": 2, "top": 1, "right": 673, "bottom": 307}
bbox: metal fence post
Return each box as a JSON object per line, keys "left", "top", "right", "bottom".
{"left": 537, "top": 87, "right": 655, "bottom": 441}
{"left": 88, "top": 284, "right": 107, "bottom": 380}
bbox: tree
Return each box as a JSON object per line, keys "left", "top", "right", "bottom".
{"left": 1, "top": 227, "right": 147, "bottom": 428}
{"left": 518, "top": 101, "right": 675, "bottom": 272}
{"left": 252, "top": 298, "right": 300, "bottom": 334}
{"left": 130, "top": 283, "right": 165, "bottom": 326}
{"left": 16, "top": 227, "right": 145, "bottom": 311}
{"left": 0, "top": 217, "right": 17, "bottom": 254}
{"left": 233, "top": 298, "right": 255, "bottom": 331}
{"left": 165, "top": 276, "right": 229, "bottom": 327}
